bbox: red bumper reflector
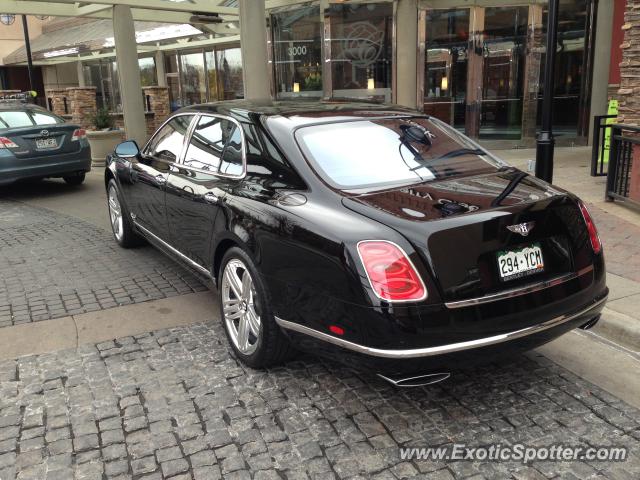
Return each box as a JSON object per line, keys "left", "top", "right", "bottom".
{"left": 329, "top": 325, "right": 344, "bottom": 336}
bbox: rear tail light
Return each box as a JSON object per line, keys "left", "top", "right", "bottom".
{"left": 0, "top": 137, "right": 19, "bottom": 149}
{"left": 357, "top": 240, "right": 427, "bottom": 302}
{"left": 578, "top": 202, "right": 602, "bottom": 254}
{"left": 71, "top": 128, "right": 87, "bottom": 141}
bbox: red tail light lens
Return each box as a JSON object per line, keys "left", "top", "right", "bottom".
{"left": 578, "top": 202, "right": 602, "bottom": 254}
{"left": 357, "top": 241, "right": 427, "bottom": 302}
{"left": 71, "top": 129, "right": 86, "bottom": 141}
{"left": 0, "top": 137, "right": 19, "bottom": 148}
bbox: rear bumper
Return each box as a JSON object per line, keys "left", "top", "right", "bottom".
{"left": 0, "top": 148, "right": 91, "bottom": 185}
{"left": 276, "top": 290, "right": 607, "bottom": 376}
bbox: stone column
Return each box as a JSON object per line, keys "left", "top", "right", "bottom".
{"left": 589, "top": 0, "right": 615, "bottom": 143}
{"left": 395, "top": 0, "right": 418, "bottom": 109}
{"left": 66, "top": 86, "right": 97, "bottom": 130}
{"left": 77, "top": 61, "right": 86, "bottom": 88}
{"left": 155, "top": 50, "right": 167, "bottom": 88}
{"left": 618, "top": 0, "right": 640, "bottom": 202}
{"left": 142, "top": 86, "right": 170, "bottom": 135}
{"left": 113, "top": 5, "right": 147, "bottom": 144}
{"left": 239, "top": 0, "right": 271, "bottom": 100}
{"left": 45, "top": 88, "right": 69, "bottom": 116}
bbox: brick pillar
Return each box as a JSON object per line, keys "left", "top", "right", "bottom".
{"left": 619, "top": 1, "right": 640, "bottom": 200}
{"left": 45, "top": 89, "right": 69, "bottom": 116}
{"left": 66, "top": 87, "right": 97, "bottom": 130}
{"left": 142, "top": 86, "right": 170, "bottom": 134}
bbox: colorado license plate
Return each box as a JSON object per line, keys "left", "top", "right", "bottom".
{"left": 497, "top": 243, "right": 544, "bottom": 281}
{"left": 35, "top": 138, "right": 57, "bottom": 149}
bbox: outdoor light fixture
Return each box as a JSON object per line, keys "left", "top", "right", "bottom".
{"left": 367, "top": 78, "right": 375, "bottom": 90}
{"left": 43, "top": 47, "right": 79, "bottom": 58}
{"left": 441, "top": 76, "right": 448, "bottom": 91}
{"left": 293, "top": 82, "right": 300, "bottom": 93}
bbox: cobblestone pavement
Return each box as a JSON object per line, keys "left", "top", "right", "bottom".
{"left": 0, "top": 322, "right": 639, "bottom": 480}
{"left": 0, "top": 200, "right": 208, "bottom": 327}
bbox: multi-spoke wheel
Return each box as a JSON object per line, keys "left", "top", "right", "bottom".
{"left": 106, "top": 179, "right": 143, "bottom": 248}
{"left": 218, "top": 247, "right": 296, "bottom": 367}
{"left": 108, "top": 184, "right": 124, "bottom": 242}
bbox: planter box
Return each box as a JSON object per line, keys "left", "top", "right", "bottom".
{"left": 86, "top": 130, "right": 125, "bottom": 168}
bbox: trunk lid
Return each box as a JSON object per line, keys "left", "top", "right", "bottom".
{"left": 3, "top": 124, "right": 81, "bottom": 158}
{"left": 342, "top": 169, "right": 593, "bottom": 303}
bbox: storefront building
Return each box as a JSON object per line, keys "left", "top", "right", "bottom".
{"left": 2, "top": 0, "right": 616, "bottom": 148}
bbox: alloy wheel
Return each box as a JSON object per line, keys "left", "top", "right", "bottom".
{"left": 108, "top": 185, "right": 123, "bottom": 241}
{"left": 221, "top": 259, "right": 262, "bottom": 355}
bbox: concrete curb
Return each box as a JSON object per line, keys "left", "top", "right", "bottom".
{"left": 591, "top": 307, "right": 640, "bottom": 353}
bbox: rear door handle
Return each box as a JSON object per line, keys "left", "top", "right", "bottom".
{"left": 203, "top": 192, "right": 219, "bottom": 204}
{"left": 155, "top": 174, "right": 167, "bottom": 184}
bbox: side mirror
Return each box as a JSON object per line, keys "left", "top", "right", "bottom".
{"left": 115, "top": 140, "right": 140, "bottom": 159}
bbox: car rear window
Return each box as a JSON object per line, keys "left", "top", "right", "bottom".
{"left": 0, "top": 111, "right": 33, "bottom": 128}
{"left": 295, "top": 117, "right": 507, "bottom": 190}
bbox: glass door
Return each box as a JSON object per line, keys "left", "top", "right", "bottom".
{"left": 423, "top": 8, "right": 470, "bottom": 132}
{"left": 479, "top": 6, "right": 528, "bottom": 140}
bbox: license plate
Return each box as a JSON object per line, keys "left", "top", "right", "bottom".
{"left": 497, "top": 243, "right": 544, "bottom": 281}
{"left": 35, "top": 138, "right": 57, "bottom": 149}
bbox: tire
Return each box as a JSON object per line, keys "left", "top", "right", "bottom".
{"left": 63, "top": 172, "right": 86, "bottom": 185}
{"left": 219, "top": 247, "right": 296, "bottom": 368}
{"left": 107, "top": 179, "right": 144, "bottom": 248}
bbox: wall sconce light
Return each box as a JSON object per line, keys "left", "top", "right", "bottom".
{"left": 440, "top": 76, "right": 448, "bottom": 91}
{"left": 367, "top": 78, "right": 375, "bottom": 90}
{"left": 293, "top": 82, "right": 300, "bottom": 93}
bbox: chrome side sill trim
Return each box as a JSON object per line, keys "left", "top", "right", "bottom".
{"left": 274, "top": 295, "right": 607, "bottom": 359}
{"left": 134, "top": 222, "right": 213, "bottom": 279}
{"left": 445, "top": 265, "right": 594, "bottom": 309}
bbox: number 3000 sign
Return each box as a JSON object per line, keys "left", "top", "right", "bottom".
{"left": 288, "top": 45, "right": 307, "bottom": 57}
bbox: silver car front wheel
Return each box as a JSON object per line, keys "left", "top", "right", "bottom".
{"left": 108, "top": 184, "right": 123, "bottom": 242}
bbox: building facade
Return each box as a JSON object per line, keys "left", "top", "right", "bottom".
{"left": 1, "top": 0, "right": 626, "bottom": 148}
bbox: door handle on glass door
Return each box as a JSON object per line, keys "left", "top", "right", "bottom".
{"left": 203, "top": 192, "right": 218, "bottom": 204}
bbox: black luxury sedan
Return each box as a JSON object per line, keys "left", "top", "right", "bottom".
{"left": 105, "top": 101, "right": 607, "bottom": 386}
{"left": 0, "top": 93, "right": 91, "bottom": 186}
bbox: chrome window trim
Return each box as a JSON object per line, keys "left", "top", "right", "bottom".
{"left": 141, "top": 112, "right": 197, "bottom": 161}
{"left": 134, "top": 222, "right": 213, "bottom": 280}
{"left": 444, "top": 265, "right": 594, "bottom": 309}
{"left": 274, "top": 294, "right": 607, "bottom": 359}
{"left": 179, "top": 112, "right": 248, "bottom": 180}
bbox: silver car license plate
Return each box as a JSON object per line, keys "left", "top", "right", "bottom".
{"left": 497, "top": 243, "right": 544, "bottom": 281}
{"left": 35, "top": 138, "right": 57, "bottom": 149}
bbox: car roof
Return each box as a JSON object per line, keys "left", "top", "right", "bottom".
{"left": 176, "top": 100, "right": 422, "bottom": 127}
{"left": 0, "top": 103, "right": 50, "bottom": 113}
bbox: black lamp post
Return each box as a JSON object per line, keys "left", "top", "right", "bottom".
{"left": 535, "top": 0, "right": 560, "bottom": 183}
{"left": 21, "top": 14, "right": 35, "bottom": 92}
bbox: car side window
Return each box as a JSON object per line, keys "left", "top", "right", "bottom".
{"left": 219, "top": 126, "right": 243, "bottom": 176}
{"left": 183, "top": 116, "right": 228, "bottom": 171}
{"left": 145, "top": 115, "right": 193, "bottom": 163}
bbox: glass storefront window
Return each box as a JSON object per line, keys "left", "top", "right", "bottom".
{"left": 424, "top": 8, "right": 470, "bottom": 131}
{"left": 271, "top": 5, "right": 323, "bottom": 98}
{"left": 216, "top": 47, "right": 244, "bottom": 100}
{"left": 538, "top": 0, "right": 590, "bottom": 137}
{"left": 327, "top": 2, "right": 393, "bottom": 101}
{"left": 180, "top": 51, "right": 207, "bottom": 106}
{"left": 139, "top": 57, "right": 157, "bottom": 87}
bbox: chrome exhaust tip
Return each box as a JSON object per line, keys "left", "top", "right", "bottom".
{"left": 377, "top": 372, "right": 451, "bottom": 388}
{"left": 579, "top": 314, "right": 601, "bottom": 331}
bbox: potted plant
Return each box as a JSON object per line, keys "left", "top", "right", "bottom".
{"left": 86, "top": 108, "right": 124, "bottom": 168}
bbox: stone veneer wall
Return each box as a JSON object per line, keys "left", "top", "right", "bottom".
{"left": 618, "top": 0, "right": 640, "bottom": 203}
{"left": 44, "top": 89, "right": 70, "bottom": 117}
{"left": 66, "top": 87, "right": 98, "bottom": 130}
{"left": 142, "top": 86, "right": 171, "bottom": 135}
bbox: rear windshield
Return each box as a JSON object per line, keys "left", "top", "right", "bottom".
{"left": 295, "top": 117, "right": 507, "bottom": 190}
{"left": 0, "top": 110, "right": 63, "bottom": 129}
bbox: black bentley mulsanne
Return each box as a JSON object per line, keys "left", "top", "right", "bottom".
{"left": 105, "top": 101, "right": 607, "bottom": 387}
